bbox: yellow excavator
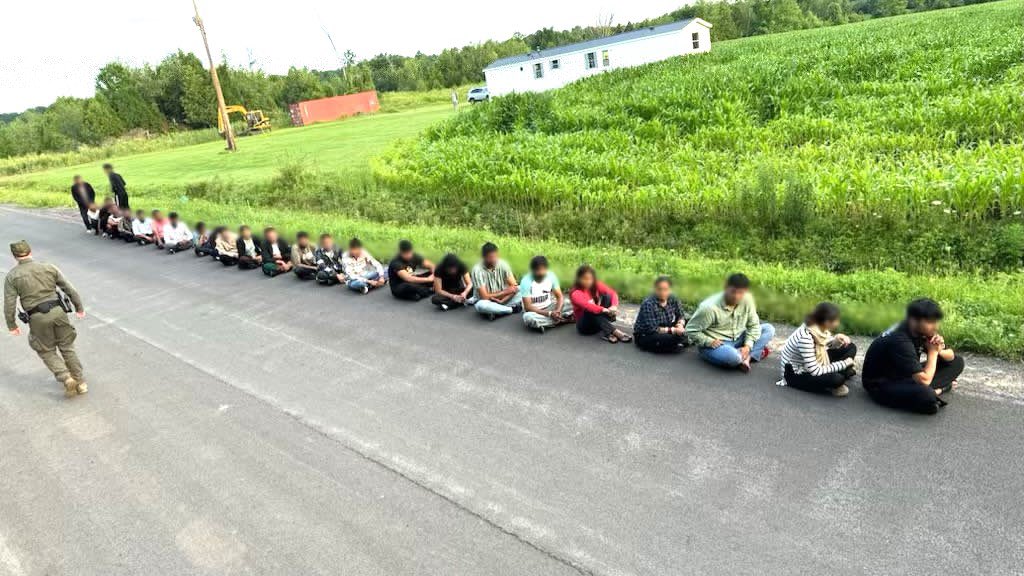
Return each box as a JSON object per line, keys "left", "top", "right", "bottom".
{"left": 218, "top": 105, "right": 272, "bottom": 135}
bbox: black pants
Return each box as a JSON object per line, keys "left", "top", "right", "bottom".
{"left": 238, "top": 257, "right": 260, "bottom": 270}
{"left": 219, "top": 255, "right": 239, "bottom": 267}
{"left": 865, "top": 355, "right": 965, "bottom": 415}
{"left": 294, "top": 267, "right": 317, "bottom": 280}
{"left": 636, "top": 332, "right": 686, "bottom": 354}
{"left": 195, "top": 244, "right": 216, "bottom": 257}
{"left": 783, "top": 344, "right": 857, "bottom": 394}
{"left": 120, "top": 232, "right": 136, "bottom": 243}
{"left": 77, "top": 205, "right": 91, "bottom": 230}
{"left": 577, "top": 294, "right": 616, "bottom": 337}
{"left": 431, "top": 294, "right": 466, "bottom": 309}
{"left": 317, "top": 270, "right": 341, "bottom": 285}
{"left": 392, "top": 282, "right": 434, "bottom": 301}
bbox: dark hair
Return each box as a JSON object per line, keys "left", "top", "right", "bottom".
{"left": 573, "top": 264, "right": 599, "bottom": 300}
{"left": 398, "top": 239, "right": 413, "bottom": 252}
{"left": 349, "top": 237, "right": 363, "bottom": 249}
{"left": 239, "top": 225, "right": 250, "bottom": 232}
{"left": 296, "top": 231, "right": 309, "bottom": 240}
{"left": 168, "top": 212, "right": 179, "bottom": 219}
{"left": 152, "top": 209, "right": 161, "bottom": 215}
{"left": 530, "top": 255, "right": 549, "bottom": 271}
{"left": 438, "top": 252, "right": 465, "bottom": 274}
{"left": 73, "top": 174, "right": 82, "bottom": 179}
{"left": 320, "top": 233, "right": 332, "bottom": 241}
{"left": 264, "top": 227, "right": 276, "bottom": 235}
{"left": 907, "top": 298, "right": 944, "bottom": 321}
{"left": 481, "top": 242, "right": 498, "bottom": 257}
{"left": 726, "top": 273, "right": 750, "bottom": 289}
{"left": 102, "top": 163, "right": 113, "bottom": 170}
{"left": 807, "top": 302, "right": 841, "bottom": 326}
{"left": 654, "top": 275, "right": 672, "bottom": 287}
{"left": 195, "top": 221, "right": 206, "bottom": 230}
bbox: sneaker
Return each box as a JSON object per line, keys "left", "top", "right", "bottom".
{"left": 511, "top": 304, "right": 523, "bottom": 314}
{"left": 538, "top": 326, "right": 546, "bottom": 335}
{"left": 168, "top": 248, "right": 176, "bottom": 255}
{"left": 440, "top": 303, "right": 449, "bottom": 311}
{"left": 831, "top": 384, "right": 850, "bottom": 397}
{"left": 76, "top": 381, "right": 89, "bottom": 395}
{"left": 361, "top": 286, "right": 369, "bottom": 295}
{"left": 759, "top": 346, "right": 773, "bottom": 361}
{"left": 487, "top": 313, "right": 496, "bottom": 321}
{"left": 63, "top": 377, "right": 79, "bottom": 397}
{"left": 138, "top": 240, "right": 145, "bottom": 246}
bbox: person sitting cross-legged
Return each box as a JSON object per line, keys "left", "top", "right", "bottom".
{"left": 314, "top": 234, "right": 346, "bottom": 285}
{"left": 235, "top": 225, "right": 262, "bottom": 270}
{"left": 260, "top": 227, "right": 293, "bottom": 277}
{"left": 388, "top": 240, "right": 435, "bottom": 302}
{"left": 131, "top": 210, "right": 155, "bottom": 245}
{"left": 633, "top": 276, "right": 688, "bottom": 354}
{"left": 520, "top": 255, "right": 573, "bottom": 333}
{"left": 569, "top": 265, "right": 631, "bottom": 343}
{"left": 86, "top": 202, "right": 100, "bottom": 234}
{"left": 686, "top": 273, "right": 775, "bottom": 373}
{"left": 861, "top": 298, "right": 964, "bottom": 415}
{"left": 215, "top": 227, "right": 239, "bottom": 266}
{"left": 471, "top": 242, "right": 521, "bottom": 320}
{"left": 341, "top": 238, "right": 386, "bottom": 294}
{"left": 163, "top": 212, "right": 194, "bottom": 254}
{"left": 779, "top": 302, "right": 857, "bottom": 397}
{"left": 99, "top": 201, "right": 121, "bottom": 239}
{"left": 150, "top": 210, "right": 168, "bottom": 249}
{"left": 431, "top": 253, "right": 473, "bottom": 310}
{"left": 117, "top": 208, "right": 136, "bottom": 242}
{"left": 192, "top": 223, "right": 214, "bottom": 257}
{"left": 291, "top": 231, "right": 318, "bottom": 280}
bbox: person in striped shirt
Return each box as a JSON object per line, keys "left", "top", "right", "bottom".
{"left": 778, "top": 302, "right": 857, "bottom": 397}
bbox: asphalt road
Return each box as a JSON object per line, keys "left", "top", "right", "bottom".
{"left": 1, "top": 207, "right": 1022, "bottom": 576}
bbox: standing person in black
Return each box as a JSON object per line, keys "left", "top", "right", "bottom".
{"left": 387, "top": 240, "right": 435, "bottom": 301}
{"left": 103, "top": 163, "right": 129, "bottom": 210}
{"left": 70, "top": 175, "right": 95, "bottom": 231}
{"left": 431, "top": 253, "right": 472, "bottom": 310}
{"left": 862, "top": 298, "right": 965, "bottom": 415}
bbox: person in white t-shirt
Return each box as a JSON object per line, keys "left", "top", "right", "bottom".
{"left": 520, "top": 255, "right": 574, "bottom": 333}
{"left": 131, "top": 209, "right": 155, "bottom": 245}
{"left": 162, "top": 212, "right": 193, "bottom": 255}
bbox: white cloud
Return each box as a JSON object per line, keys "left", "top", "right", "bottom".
{"left": 0, "top": 0, "right": 687, "bottom": 113}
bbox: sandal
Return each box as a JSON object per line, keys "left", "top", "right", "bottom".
{"left": 603, "top": 334, "right": 619, "bottom": 343}
{"left": 617, "top": 332, "right": 633, "bottom": 343}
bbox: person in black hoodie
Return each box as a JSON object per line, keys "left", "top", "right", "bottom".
{"left": 260, "top": 227, "right": 293, "bottom": 277}
{"left": 103, "top": 163, "right": 129, "bottom": 210}
{"left": 70, "top": 175, "right": 96, "bottom": 231}
{"left": 388, "top": 240, "right": 435, "bottom": 301}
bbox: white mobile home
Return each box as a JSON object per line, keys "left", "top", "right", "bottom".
{"left": 483, "top": 19, "right": 712, "bottom": 97}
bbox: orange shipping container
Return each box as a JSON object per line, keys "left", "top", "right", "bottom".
{"left": 288, "top": 90, "right": 380, "bottom": 127}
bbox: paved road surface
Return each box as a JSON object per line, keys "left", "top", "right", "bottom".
{"left": 1, "top": 207, "right": 1022, "bottom": 576}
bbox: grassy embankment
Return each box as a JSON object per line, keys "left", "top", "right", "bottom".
{"left": 0, "top": 4, "right": 1021, "bottom": 358}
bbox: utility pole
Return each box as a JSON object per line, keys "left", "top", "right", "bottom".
{"left": 193, "top": 0, "right": 236, "bottom": 151}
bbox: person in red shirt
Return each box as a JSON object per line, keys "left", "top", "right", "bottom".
{"left": 569, "top": 265, "right": 632, "bottom": 344}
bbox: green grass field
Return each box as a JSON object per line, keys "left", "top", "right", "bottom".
{"left": 1, "top": 5, "right": 1021, "bottom": 358}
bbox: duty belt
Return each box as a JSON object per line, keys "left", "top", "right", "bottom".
{"left": 26, "top": 300, "right": 62, "bottom": 316}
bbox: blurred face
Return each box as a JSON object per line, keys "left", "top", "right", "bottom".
{"left": 483, "top": 251, "right": 499, "bottom": 267}
{"left": 400, "top": 248, "right": 413, "bottom": 260}
{"left": 321, "top": 238, "right": 334, "bottom": 251}
{"left": 240, "top": 228, "right": 252, "bottom": 239}
{"left": 532, "top": 264, "right": 548, "bottom": 280}
{"left": 73, "top": 176, "right": 83, "bottom": 184}
{"left": 136, "top": 211, "right": 144, "bottom": 219}
{"left": 909, "top": 317, "right": 940, "bottom": 338}
{"left": 169, "top": 216, "right": 178, "bottom": 225}
{"left": 266, "top": 230, "right": 278, "bottom": 242}
{"left": 298, "top": 236, "right": 310, "bottom": 247}
{"left": 824, "top": 317, "right": 841, "bottom": 332}
{"left": 153, "top": 212, "right": 163, "bottom": 221}
{"left": 578, "top": 271, "right": 595, "bottom": 290}
{"left": 724, "top": 285, "right": 748, "bottom": 306}
{"left": 654, "top": 281, "right": 671, "bottom": 301}
{"left": 350, "top": 245, "right": 363, "bottom": 258}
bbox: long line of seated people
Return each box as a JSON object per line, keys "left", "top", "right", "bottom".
{"left": 84, "top": 207, "right": 966, "bottom": 417}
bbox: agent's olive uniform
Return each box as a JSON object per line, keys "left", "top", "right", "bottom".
{"left": 4, "top": 258, "right": 85, "bottom": 383}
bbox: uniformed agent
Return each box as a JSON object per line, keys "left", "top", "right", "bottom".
{"left": 4, "top": 241, "right": 88, "bottom": 396}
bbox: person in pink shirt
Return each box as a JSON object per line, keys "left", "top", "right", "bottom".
{"left": 569, "top": 265, "right": 632, "bottom": 344}
{"left": 150, "top": 210, "right": 168, "bottom": 249}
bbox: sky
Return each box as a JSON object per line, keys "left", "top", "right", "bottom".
{"left": 0, "top": 0, "right": 686, "bottom": 113}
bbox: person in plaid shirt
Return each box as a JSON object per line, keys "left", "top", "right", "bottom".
{"left": 633, "top": 276, "right": 688, "bottom": 354}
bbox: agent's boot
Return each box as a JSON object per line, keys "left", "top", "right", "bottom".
{"left": 63, "top": 377, "right": 79, "bottom": 398}
{"left": 76, "top": 380, "right": 88, "bottom": 395}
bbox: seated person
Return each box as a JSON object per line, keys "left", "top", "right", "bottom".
{"left": 118, "top": 209, "right": 136, "bottom": 242}
{"left": 341, "top": 238, "right": 386, "bottom": 294}
{"left": 388, "top": 240, "right": 435, "bottom": 301}
{"left": 314, "top": 234, "right": 345, "bottom": 285}
{"left": 131, "top": 210, "right": 155, "bottom": 245}
{"left": 101, "top": 203, "right": 122, "bottom": 239}
{"left": 432, "top": 253, "right": 472, "bottom": 310}
{"left": 520, "top": 255, "right": 573, "bottom": 332}
{"left": 779, "top": 302, "right": 857, "bottom": 397}
{"left": 291, "top": 231, "right": 318, "bottom": 280}
{"left": 235, "top": 225, "right": 262, "bottom": 270}
{"left": 569, "top": 265, "right": 631, "bottom": 343}
{"left": 192, "top": 222, "right": 212, "bottom": 257}
{"left": 260, "top": 227, "right": 293, "bottom": 277}
{"left": 151, "top": 210, "right": 168, "bottom": 249}
{"left": 633, "top": 276, "right": 687, "bottom": 354}
{"left": 86, "top": 202, "right": 100, "bottom": 234}
{"left": 862, "top": 298, "right": 964, "bottom": 415}
{"left": 471, "top": 242, "right": 521, "bottom": 320}
{"left": 686, "top": 273, "right": 775, "bottom": 373}
{"left": 163, "top": 212, "right": 194, "bottom": 254}
{"left": 215, "top": 227, "right": 239, "bottom": 265}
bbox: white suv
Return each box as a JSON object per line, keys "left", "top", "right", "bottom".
{"left": 467, "top": 87, "right": 490, "bottom": 103}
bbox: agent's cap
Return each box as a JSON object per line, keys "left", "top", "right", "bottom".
{"left": 10, "top": 241, "right": 31, "bottom": 257}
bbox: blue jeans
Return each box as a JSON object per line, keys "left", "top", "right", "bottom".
{"left": 347, "top": 271, "right": 380, "bottom": 292}
{"left": 474, "top": 292, "right": 523, "bottom": 316}
{"left": 698, "top": 324, "right": 776, "bottom": 368}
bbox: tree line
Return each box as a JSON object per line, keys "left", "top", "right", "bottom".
{"left": 0, "top": 0, "right": 997, "bottom": 158}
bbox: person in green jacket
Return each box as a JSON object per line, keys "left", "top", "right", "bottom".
{"left": 685, "top": 273, "right": 775, "bottom": 373}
